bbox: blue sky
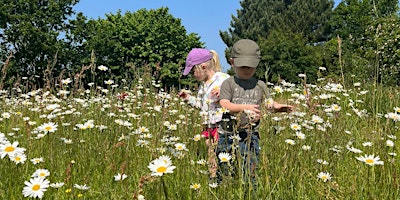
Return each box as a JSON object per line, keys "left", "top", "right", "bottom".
{"left": 74, "top": 0, "right": 341, "bottom": 70}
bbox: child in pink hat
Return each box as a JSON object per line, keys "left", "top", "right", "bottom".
{"left": 179, "top": 48, "right": 230, "bottom": 183}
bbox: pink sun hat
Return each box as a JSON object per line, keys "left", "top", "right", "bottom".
{"left": 183, "top": 48, "right": 213, "bottom": 75}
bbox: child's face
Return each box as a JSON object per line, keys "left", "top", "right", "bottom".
{"left": 234, "top": 66, "right": 256, "bottom": 80}
{"left": 190, "top": 64, "right": 207, "bottom": 81}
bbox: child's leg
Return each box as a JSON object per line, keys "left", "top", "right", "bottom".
{"left": 239, "top": 132, "right": 260, "bottom": 197}
{"left": 216, "top": 133, "right": 234, "bottom": 180}
{"left": 205, "top": 128, "right": 218, "bottom": 178}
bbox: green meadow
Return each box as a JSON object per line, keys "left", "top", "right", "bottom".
{"left": 0, "top": 69, "right": 399, "bottom": 200}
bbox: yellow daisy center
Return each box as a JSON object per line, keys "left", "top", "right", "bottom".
{"left": 5, "top": 146, "right": 14, "bottom": 152}
{"left": 157, "top": 166, "right": 167, "bottom": 173}
{"left": 365, "top": 159, "right": 374, "bottom": 164}
{"left": 32, "top": 184, "right": 41, "bottom": 191}
{"left": 15, "top": 157, "right": 21, "bottom": 161}
{"left": 40, "top": 173, "right": 45, "bottom": 177}
{"left": 45, "top": 126, "right": 52, "bottom": 131}
{"left": 221, "top": 158, "right": 228, "bottom": 162}
{"left": 321, "top": 175, "right": 328, "bottom": 180}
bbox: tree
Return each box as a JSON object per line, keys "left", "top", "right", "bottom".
{"left": 328, "top": 0, "right": 400, "bottom": 85}
{"left": 259, "top": 29, "right": 322, "bottom": 83}
{"left": 0, "top": 0, "right": 79, "bottom": 89}
{"left": 69, "top": 8, "right": 203, "bottom": 89}
{"left": 359, "top": 16, "right": 400, "bottom": 85}
{"left": 220, "top": 0, "right": 334, "bottom": 83}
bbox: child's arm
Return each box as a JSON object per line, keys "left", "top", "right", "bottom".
{"left": 266, "top": 99, "right": 294, "bottom": 113}
{"left": 178, "top": 89, "right": 201, "bottom": 108}
{"left": 219, "top": 99, "right": 261, "bottom": 114}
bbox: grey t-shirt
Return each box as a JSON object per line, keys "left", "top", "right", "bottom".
{"left": 219, "top": 76, "right": 269, "bottom": 133}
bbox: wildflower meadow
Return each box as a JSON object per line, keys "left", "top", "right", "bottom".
{"left": 0, "top": 65, "right": 399, "bottom": 199}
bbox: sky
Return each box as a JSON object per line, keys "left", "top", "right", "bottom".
{"left": 74, "top": 0, "right": 342, "bottom": 71}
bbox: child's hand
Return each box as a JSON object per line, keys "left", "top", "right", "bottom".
{"left": 211, "top": 88, "right": 220, "bottom": 97}
{"left": 244, "top": 106, "right": 261, "bottom": 123}
{"left": 244, "top": 104, "right": 260, "bottom": 115}
{"left": 178, "top": 89, "right": 191, "bottom": 101}
{"left": 274, "top": 104, "right": 294, "bottom": 113}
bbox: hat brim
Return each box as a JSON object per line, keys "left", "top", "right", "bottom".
{"left": 182, "top": 65, "right": 193, "bottom": 76}
{"left": 233, "top": 57, "right": 260, "bottom": 68}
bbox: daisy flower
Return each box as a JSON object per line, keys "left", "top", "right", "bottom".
{"left": 356, "top": 154, "right": 384, "bottom": 166}
{"left": 317, "top": 172, "right": 332, "bottom": 182}
{"left": 50, "top": 182, "right": 65, "bottom": 189}
{"left": 302, "top": 145, "right": 311, "bottom": 151}
{"left": 97, "top": 65, "right": 108, "bottom": 71}
{"left": 45, "top": 104, "right": 59, "bottom": 111}
{"left": 138, "top": 194, "right": 145, "bottom": 200}
{"left": 295, "top": 131, "right": 306, "bottom": 140}
{"left": 347, "top": 147, "right": 362, "bottom": 154}
{"left": 290, "top": 123, "right": 301, "bottom": 131}
{"left": 156, "top": 147, "right": 167, "bottom": 154}
{"left": 0, "top": 141, "right": 26, "bottom": 159}
{"left": 37, "top": 122, "right": 58, "bottom": 133}
{"left": 104, "top": 80, "right": 114, "bottom": 85}
{"left": 1, "top": 112, "right": 11, "bottom": 119}
{"left": 285, "top": 139, "right": 296, "bottom": 145}
{"left": 190, "top": 183, "right": 201, "bottom": 190}
{"left": 193, "top": 134, "right": 201, "bottom": 141}
{"left": 62, "top": 138, "right": 73, "bottom": 144}
{"left": 311, "top": 115, "right": 324, "bottom": 124}
{"left": 362, "top": 142, "right": 373, "bottom": 147}
{"left": 229, "top": 134, "right": 241, "bottom": 141}
{"left": 9, "top": 153, "right": 27, "bottom": 164}
{"left": 74, "top": 184, "right": 90, "bottom": 190}
{"left": 31, "top": 157, "right": 44, "bottom": 165}
{"left": 317, "top": 159, "right": 329, "bottom": 165}
{"left": 298, "top": 73, "right": 306, "bottom": 78}
{"left": 384, "top": 112, "right": 400, "bottom": 122}
{"left": 209, "top": 182, "right": 218, "bottom": 188}
{"left": 386, "top": 140, "right": 394, "bottom": 147}
{"left": 58, "top": 90, "right": 70, "bottom": 96}
{"left": 114, "top": 173, "right": 128, "bottom": 181}
{"left": 148, "top": 157, "right": 176, "bottom": 176}
{"left": 61, "top": 78, "right": 72, "bottom": 85}
{"left": 273, "top": 86, "right": 283, "bottom": 93}
{"left": 168, "top": 124, "right": 177, "bottom": 131}
{"left": 196, "top": 159, "right": 207, "bottom": 165}
{"left": 136, "top": 139, "right": 149, "bottom": 147}
{"left": 32, "top": 169, "right": 50, "bottom": 178}
{"left": 218, "top": 152, "right": 231, "bottom": 163}
{"left": 22, "top": 177, "right": 50, "bottom": 199}
{"left": 174, "top": 143, "right": 188, "bottom": 151}
{"left": 331, "top": 104, "right": 341, "bottom": 112}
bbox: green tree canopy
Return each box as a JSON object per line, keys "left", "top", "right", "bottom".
{"left": 69, "top": 8, "right": 203, "bottom": 89}
{"left": 328, "top": 0, "right": 400, "bottom": 85}
{"left": 220, "top": 0, "right": 334, "bottom": 84}
{"left": 0, "top": 0, "right": 79, "bottom": 89}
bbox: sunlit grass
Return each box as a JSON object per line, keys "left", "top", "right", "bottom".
{"left": 0, "top": 71, "right": 399, "bottom": 199}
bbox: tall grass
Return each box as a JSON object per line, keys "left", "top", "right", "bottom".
{"left": 0, "top": 66, "right": 399, "bottom": 200}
